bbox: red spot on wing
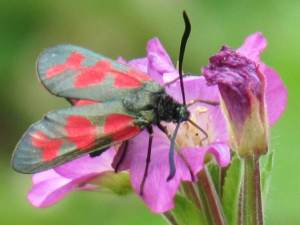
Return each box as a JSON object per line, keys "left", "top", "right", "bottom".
{"left": 46, "top": 52, "right": 85, "bottom": 78}
{"left": 112, "top": 71, "right": 142, "bottom": 88}
{"left": 128, "top": 69, "right": 152, "bottom": 81}
{"left": 73, "top": 99, "right": 99, "bottom": 106}
{"left": 46, "top": 51, "right": 150, "bottom": 89}
{"left": 74, "top": 60, "right": 111, "bottom": 88}
{"left": 104, "top": 114, "right": 140, "bottom": 141}
{"left": 31, "top": 131, "right": 63, "bottom": 161}
{"left": 65, "top": 116, "right": 97, "bottom": 150}
{"left": 110, "top": 68, "right": 151, "bottom": 89}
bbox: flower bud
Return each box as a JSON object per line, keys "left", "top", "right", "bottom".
{"left": 203, "top": 46, "right": 268, "bottom": 157}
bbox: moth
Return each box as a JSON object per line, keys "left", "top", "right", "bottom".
{"left": 12, "top": 12, "right": 202, "bottom": 193}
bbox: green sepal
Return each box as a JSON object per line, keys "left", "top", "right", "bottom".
{"left": 261, "top": 151, "right": 274, "bottom": 204}
{"left": 93, "top": 171, "right": 132, "bottom": 195}
{"left": 222, "top": 155, "right": 243, "bottom": 225}
{"left": 207, "top": 162, "right": 221, "bottom": 196}
{"left": 170, "top": 194, "right": 207, "bottom": 225}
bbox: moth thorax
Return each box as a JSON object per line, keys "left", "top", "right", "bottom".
{"left": 156, "top": 94, "right": 190, "bottom": 123}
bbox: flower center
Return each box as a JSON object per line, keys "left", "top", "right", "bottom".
{"left": 166, "top": 106, "right": 210, "bottom": 148}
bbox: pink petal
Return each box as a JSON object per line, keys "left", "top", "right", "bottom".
{"left": 237, "top": 32, "right": 267, "bottom": 62}
{"left": 147, "top": 38, "right": 175, "bottom": 84}
{"left": 147, "top": 38, "right": 174, "bottom": 72}
{"left": 28, "top": 170, "right": 96, "bottom": 207}
{"left": 235, "top": 32, "right": 287, "bottom": 125}
{"left": 196, "top": 104, "right": 229, "bottom": 143}
{"left": 119, "top": 37, "right": 179, "bottom": 85}
{"left": 181, "top": 143, "right": 231, "bottom": 175}
{"left": 54, "top": 148, "right": 115, "bottom": 179}
{"left": 117, "top": 56, "right": 149, "bottom": 75}
{"left": 128, "top": 58, "right": 149, "bottom": 74}
{"left": 32, "top": 170, "right": 61, "bottom": 185}
{"left": 114, "top": 127, "right": 192, "bottom": 213}
{"left": 29, "top": 148, "right": 117, "bottom": 208}
{"left": 166, "top": 76, "right": 219, "bottom": 103}
{"left": 261, "top": 63, "right": 288, "bottom": 125}
{"left": 162, "top": 71, "right": 179, "bottom": 83}
{"left": 207, "top": 143, "right": 231, "bottom": 167}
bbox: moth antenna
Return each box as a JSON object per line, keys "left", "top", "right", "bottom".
{"left": 167, "top": 122, "right": 181, "bottom": 181}
{"left": 178, "top": 10, "right": 191, "bottom": 106}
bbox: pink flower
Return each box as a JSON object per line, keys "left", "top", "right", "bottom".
{"left": 202, "top": 32, "right": 287, "bottom": 156}
{"left": 28, "top": 149, "right": 116, "bottom": 207}
{"left": 237, "top": 33, "right": 287, "bottom": 125}
{"left": 28, "top": 38, "right": 231, "bottom": 213}
{"left": 116, "top": 38, "right": 231, "bottom": 212}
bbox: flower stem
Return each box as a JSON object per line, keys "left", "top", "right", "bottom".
{"left": 197, "top": 166, "right": 228, "bottom": 225}
{"left": 182, "top": 182, "right": 202, "bottom": 210}
{"left": 254, "top": 156, "right": 264, "bottom": 225}
{"left": 242, "top": 156, "right": 264, "bottom": 225}
{"left": 238, "top": 185, "right": 244, "bottom": 225}
{"left": 163, "top": 212, "right": 179, "bottom": 225}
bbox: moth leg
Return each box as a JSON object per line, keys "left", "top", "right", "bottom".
{"left": 140, "top": 125, "right": 153, "bottom": 196}
{"left": 157, "top": 122, "right": 171, "bottom": 139}
{"left": 114, "top": 141, "right": 129, "bottom": 173}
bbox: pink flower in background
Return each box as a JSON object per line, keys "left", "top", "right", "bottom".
{"left": 202, "top": 32, "right": 287, "bottom": 156}
{"left": 28, "top": 38, "right": 231, "bottom": 213}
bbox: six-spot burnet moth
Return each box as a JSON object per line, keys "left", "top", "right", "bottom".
{"left": 12, "top": 11, "right": 205, "bottom": 194}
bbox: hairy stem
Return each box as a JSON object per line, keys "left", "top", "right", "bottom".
{"left": 182, "top": 182, "right": 202, "bottom": 210}
{"left": 242, "top": 156, "right": 264, "bottom": 225}
{"left": 163, "top": 212, "right": 179, "bottom": 225}
{"left": 197, "top": 167, "right": 228, "bottom": 225}
{"left": 254, "top": 156, "right": 264, "bottom": 225}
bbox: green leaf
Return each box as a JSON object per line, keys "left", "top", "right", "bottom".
{"left": 171, "top": 194, "right": 207, "bottom": 225}
{"left": 222, "top": 155, "right": 243, "bottom": 225}
{"left": 261, "top": 152, "right": 274, "bottom": 204}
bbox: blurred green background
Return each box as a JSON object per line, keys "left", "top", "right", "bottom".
{"left": 0, "top": 0, "right": 298, "bottom": 224}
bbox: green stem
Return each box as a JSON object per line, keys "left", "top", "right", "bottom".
{"left": 254, "top": 156, "right": 264, "bottom": 225}
{"left": 238, "top": 185, "right": 244, "bottom": 225}
{"left": 197, "top": 167, "right": 228, "bottom": 225}
{"left": 163, "top": 212, "right": 179, "bottom": 225}
{"left": 242, "top": 156, "right": 264, "bottom": 225}
{"left": 220, "top": 166, "right": 228, "bottom": 197}
{"left": 197, "top": 178, "right": 214, "bottom": 225}
{"left": 182, "top": 182, "right": 203, "bottom": 210}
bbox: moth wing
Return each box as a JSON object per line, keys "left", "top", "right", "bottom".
{"left": 37, "top": 44, "right": 152, "bottom": 102}
{"left": 12, "top": 101, "right": 143, "bottom": 174}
